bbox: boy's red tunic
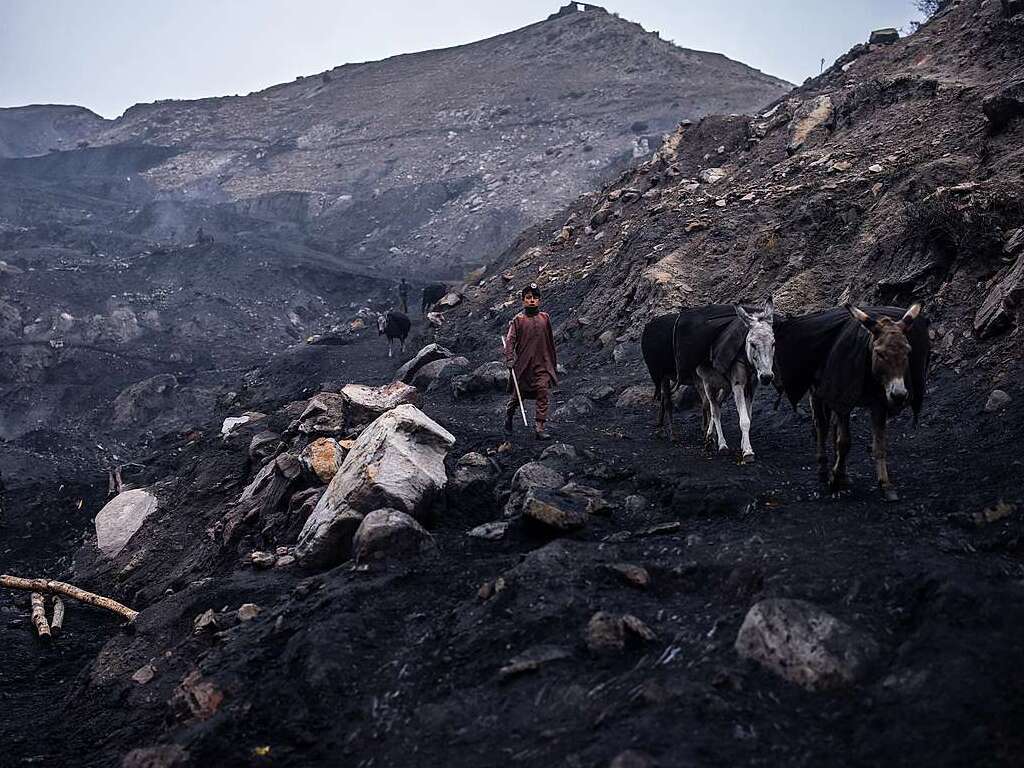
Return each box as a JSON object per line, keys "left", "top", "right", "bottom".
{"left": 504, "top": 310, "right": 557, "bottom": 424}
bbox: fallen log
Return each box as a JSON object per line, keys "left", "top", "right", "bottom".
{"left": 1, "top": 575, "right": 138, "bottom": 622}
{"left": 30, "top": 592, "right": 51, "bottom": 640}
{"left": 51, "top": 597, "right": 66, "bottom": 634}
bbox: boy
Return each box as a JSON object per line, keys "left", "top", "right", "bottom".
{"left": 503, "top": 283, "right": 557, "bottom": 440}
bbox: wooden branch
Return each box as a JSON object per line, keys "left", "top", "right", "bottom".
{"left": 1, "top": 575, "right": 138, "bottom": 622}
{"left": 51, "top": 597, "right": 66, "bottom": 634}
{"left": 30, "top": 593, "right": 51, "bottom": 640}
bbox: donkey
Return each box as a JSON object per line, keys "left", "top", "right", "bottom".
{"left": 376, "top": 310, "right": 411, "bottom": 357}
{"left": 774, "top": 303, "right": 929, "bottom": 501}
{"left": 672, "top": 299, "right": 776, "bottom": 462}
{"left": 641, "top": 312, "right": 680, "bottom": 439}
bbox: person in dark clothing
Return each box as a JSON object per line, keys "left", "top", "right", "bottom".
{"left": 398, "top": 278, "right": 409, "bottom": 314}
{"left": 503, "top": 283, "right": 558, "bottom": 440}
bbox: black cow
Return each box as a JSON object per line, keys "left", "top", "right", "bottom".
{"left": 641, "top": 313, "right": 680, "bottom": 439}
{"left": 376, "top": 310, "right": 411, "bottom": 357}
{"left": 672, "top": 300, "right": 776, "bottom": 462}
{"left": 774, "top": 304, "right": 929, "bottom": 500}
{"left": 422, "top": 283, "right": 447, "bottom": 315}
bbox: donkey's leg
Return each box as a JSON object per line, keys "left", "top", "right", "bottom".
{"left": 703, "top": 380, "right": 728, "bottom": 453}
{"left": 731, "top": 365, "right": 754, "bottom": 462}
{"left": 664, "top": 382, "right": 675, "bottom": 442}
{"left": 830, "top": 411, "right": 852, "bottom": 490}
{"left": 871, "top": 406, "right": 898, "bottom": 502}
{"left": 810, "top": 394, "right": 830, "bottom": 481}
{"left": 654, "top": 381, "right": 665, "bottom": 436}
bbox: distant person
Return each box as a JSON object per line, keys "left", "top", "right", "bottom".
{"left": 503, "top": 283, "right": 557, "bottom": 441}
{"left": 398, "top": 278, "right": 409, "bottom": 314}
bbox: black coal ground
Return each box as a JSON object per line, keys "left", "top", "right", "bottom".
{"left": 1, "top": 319, "right": 1023, "bottom": 768}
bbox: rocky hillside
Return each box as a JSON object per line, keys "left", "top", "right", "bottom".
{"left": 1, "top": 3, "right": 789, "bottom": 277}
{"left": 0, "top": 105, "right": 107, "bottom": 158}
{"left": 449, "top": 0, "right": 1024, "bottom": 385}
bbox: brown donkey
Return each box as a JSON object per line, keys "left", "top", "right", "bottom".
{"left": 775, "top": 303, "right": 930, "bottom": 501}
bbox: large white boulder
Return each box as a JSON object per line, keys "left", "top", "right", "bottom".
{"left": 296, "top": 404, "right": 455, "bottom": 568}
{"left": 94, "top": 488, "right": 159, "bottom": 558}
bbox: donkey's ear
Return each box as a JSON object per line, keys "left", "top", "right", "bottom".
{"left": 762, "top": 296, "right": 775, "bottom": 323}
{"left": 899, "top": 303, "right": 922, "bottom": 331}
{"left": 845, "top": 302, "right": 877, "bottom": 333}
{"left": 735, "top": 305, "right": 754, "bottom": 326}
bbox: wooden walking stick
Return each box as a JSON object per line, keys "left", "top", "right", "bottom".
{"left": 500, "top": 334, "right": 529, "bottom": 427}
{"left": 1, "top": 575, "right": 138, "bottom": 622}
{"left": 51, "top": 597, "right": 66, "bottom": 635}
{"left": 30, "top": 592, "right": 51, "bottom": 640}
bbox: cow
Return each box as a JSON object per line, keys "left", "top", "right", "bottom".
{"left": 422, "top": 283, "right": 448, "bottom": 315}
{"left": 673, "top": 299, "right": 776, "bottom": 462}
{"left": 376, "top": 310, "right": 411, "bottom": 357}
{"left": 774, "top": 303, "right": 929, "bottom": 501}
{"left": 641, "top": 313, "right": 680, "bottom": 439}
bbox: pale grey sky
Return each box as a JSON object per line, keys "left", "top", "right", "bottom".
{"left": 0, "top": 1, "right": 924, "bottom": 119}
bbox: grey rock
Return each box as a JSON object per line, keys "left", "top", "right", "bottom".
{"left": 294, "top": 393, "right": 349, "bottom": 435}
{"left": 112, "top": 374, "right": 178, "bottom": 425}
{"left": 248, "top": 431, "right": 283, "bottom": 464}
{"left": 505, "top": 461, "right": 565, "bottom": 517}
{"left": 94, "top": 488, "right": 159, "bottom": 558}
{"left": 395, "top": 343, "right": 453, "bottom": 383}
{"left": 121, "top": 745, "right": 189, "bottom": 768}
{"left": 250, "top": 551, "right": 276, "bottom": 569}
{"left": 974, "top": 252, "right": 1023, "bottom": 338}
{"left": 352, "top": 508, "right": 437, "bottom": 562}
{"left": 612, "top": 341, "right": 639, "bottom": 364}
{"left": 540, "top": 442, "right": 578, "bottom": 464}
{"left": 237, "top": 603, "right": 262, "bottom": 621}
{"left": 984, "top": 389, "right": 1011, "bottom": 412}
{"left": 735, "top": 598, "right": 879, "bottom": 690}
{"left": 623, "top": 494, "right": 648, "bottom": 514}
{"left": 588, "top": 384, "right": 616, "bottom": 401}
{"left": 468, "top": 521, "right": 509, "bottom": 540}
{"left": 451, "top": 361, "right": 510, "bottom": 399}
{"left": 522, "top": 487, "right": 588, "bottom": 531}
{"left": 297, "top": 404, "right": 455, "bottom": 568}
{"left": 615, "top": 384, "right": 652, "bottom": 409}
{"left": 449, "top": 451, "right": 500, "bottom": 508}
{"left": 552, "top": 395, "right": 594, "bottom": 420}
{"left": 412, "top": 356, "right": 470, "bottom": 391}
{"left": 341, "top": 381, "right": 418, "bottom": 425}
{"left": 585, "top": 611, "right": 656, "bottom": 654}
{"left": 869, "top": 28, "right": 899, "bottom": 44}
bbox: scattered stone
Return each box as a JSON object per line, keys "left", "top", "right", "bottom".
{"left": 869, "top": 28, "right": 899, "bottom": 44}
{"left": 112, "top": 374, "right": 178, "bottom": 425}
{"left": 984, "top": 389, "right": 1011, "bottom": 412}
{"left": 505, "top": 461, "right": 565, "bottom": 517}
{"left": 540, "top": 442, "right": 578, "bottom": 463}
{"left": 174, "top": 670, "right": 224, "bottom": 721}
{"left": 237, "top": 603, "right": 262, "bottom": 621}
{"left": 412, "top": 356, "right": 470, "bottom": 391}
{"left": 95, "top": 488, "right": 159, "bottom": 558}
{"left": 613, "top": 341, "right": 639, "bottom": 363}
{"left": 868, "top": 164, "right": 884, "bottom": 174}
{"left": 451, "top": 361, "right": 510, "bottom": 399}
{"left": 297, "top": 405, "right": 455, "bottom": 568}
{"left": 586, "top": 611, "right": 655, "bottom": 653}
{"left": 522, "top": 487, "right": 588, "bottom": 532}
{"left": 615, "top": 384, "right": 652, "bottom": 409}
{"left": 449, "top": 451, "right": 500, "bottom": 507}
{"left": 435, "top": 291, "right": 462, "bottom": 309}
{"left": 588, "top": 384, "right": 616, "bottom": 401}
{"left": 342, "top": 381, "right": 418, "bottom": 425}
{"left": 974, "top": 252, "right": 1023, "bottom": 338}
{"left": 395, "top": 343, "right": 453, "bottom": 383}
{"left": 468, "top": 521, "right": 509, "bottom": 540}
{"left": 553, "top": 395, "right": 594, "bottom": 419}
{"left": 295, "top": 393, "right": 349, "bottom": 436}
{"left": 607, "top": 562, "right": 651, "bottom": 588}
{"left": 132, "top": 664, "right": 157, "bottom": 685}
{"left": 698, "top": 167, "right": 727, "bottom": 184}
{"left": 787, "top": 95, "right": 833, "bottom": 154}
{"left": 982, "top": 81, "right": 1024, "bottom": 131}
{"left": 275, "top": 555, "right": 296, "bottom": 568}
{"left": 193, "top": 609, "right": 217, "bottom": 634}
{"left": 249, "top": 431, "right": 283, "bottom": 464}
{"left": 598, "top": 329, "right": 616, "bottom": 346}
{"left": 498, "top": 645, "right": 572, "bottom": 680}
{"left": 300, "top": 437, "right": 345, "bottom": 483}
{"left": 221, "top": 411, "right": 266, "bottom": 437}
{"left": 121, "top": 745, "right": 189, "bottom": 768}
{"left": 352, "top": 508, "right": 437, "bottom": 562}
{"left": 623, "top": 494, "right": 648, "bottom": 514}
{"left": 974, "top": 500, "right": 1016, "bottom": 525}
{"left": 734, "top": 598, "right": 879, "bottom": 690}
{"left": 250, "top": 551, "right": 276, "bottom": 569}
